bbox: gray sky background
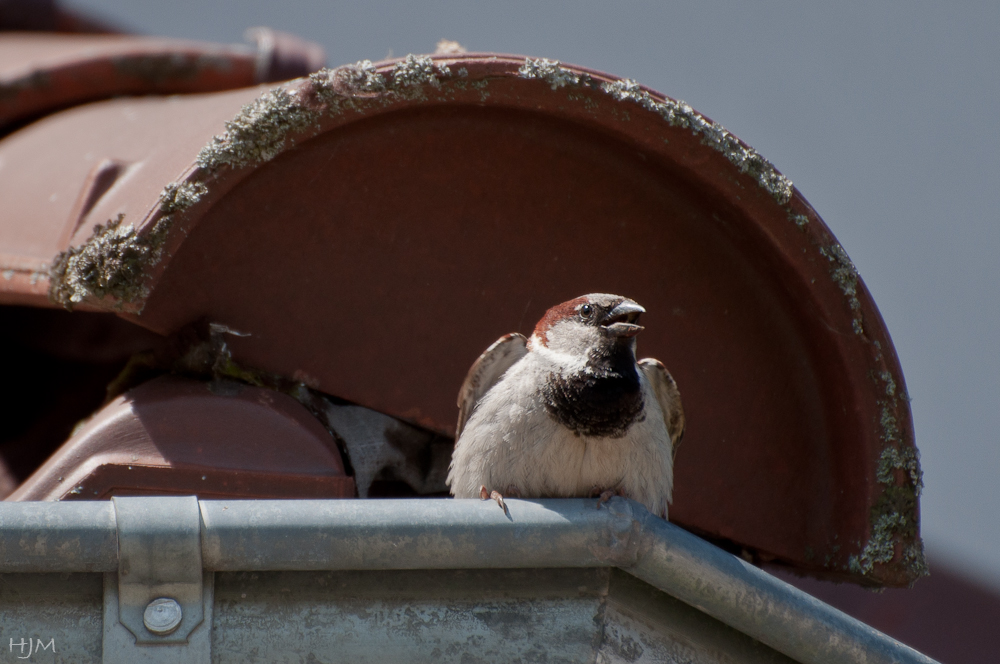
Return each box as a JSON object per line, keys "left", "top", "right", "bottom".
{"left": 67, "top": 1, "right": 1000, "bottom": 588}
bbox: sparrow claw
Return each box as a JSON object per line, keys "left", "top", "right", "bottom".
{"left": 479, "top": 485, "right": 510, "bottom": 517}
{"left": 491, "top": 490, "right": 509, "bottom": 517}
{"left": 594, "top": 488, "right": 626, "bottom": 509}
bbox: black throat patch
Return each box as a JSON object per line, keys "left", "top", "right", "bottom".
{"left": 541, "top": 342, "right": 644, "bottom": 438}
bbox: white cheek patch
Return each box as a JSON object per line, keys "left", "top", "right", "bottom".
{"left": 547, "top": 320, "right": 601, "bottom": 353}
{"left": 529, "top": 323, "right": 596, "bottom": 373}
{"left": 530, "top": 345, "right": 588, "bottom": 373}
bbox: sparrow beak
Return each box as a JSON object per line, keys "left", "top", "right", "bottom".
{"left": 601, "top": 300, "right": 645, "bottom": 338}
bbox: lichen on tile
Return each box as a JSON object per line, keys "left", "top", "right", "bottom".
{"left": 391, "top": 54, "right": 450, "bottom": 90}
{"left": 518, "top": 58, "right": 587, "bottom": 90}
{"left": 49, "top": 213, "right": 171, "bottom": 309}
{"left": 308, "top": 55, "right": 453, "bottom": 112}
{"left": 903, "top": 542, "right": 929, "bottom": 578}
{"left": 817, "top": 242, "right": 866, "bottom": 335}
{"left": 877, "top": 446, "right": 923, "bottom": 496}
{"left": 196, "top": 87, "right": 319, "bottom": 171}
{"left": 603, "top": 78, "right": 794, "bottom": 205}
{"left": 518, "top": 60, "right": 793, "bottom": 205}
{"left": 849, "top": 511, "right": 906, "bottom": 575}
{"left": 48, "top": 175, "right": 210, "bottom": 310}
{"left": 878, "top": 370, "right": 897, "bottom": 397}
{"left": 331, "top": 59, "right": 387, "bottom": 95}
{"left": 846, "top": 436, "right": 926, "bottom": 582}
{"left": 159, "top": 181, "right": 209, "bottom": 214}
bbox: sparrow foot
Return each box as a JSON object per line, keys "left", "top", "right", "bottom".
{"left": 479, "top": 485, "right": 510, "bottom": 517}
{"left": 593, "top": 488, "right": 627, "bottom": 509}
{"left": 503, "top": 484, "right": 522, "bottom": 498}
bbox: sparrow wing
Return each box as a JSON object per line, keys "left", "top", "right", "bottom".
{"left": 456, "top": 333, "right": 528, "bottom": 437}
{"left": 639, "top": 358, "right": 686, "bottom": 459}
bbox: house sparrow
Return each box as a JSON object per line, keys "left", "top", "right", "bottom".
{"left": 447, "top": 293, "right": 684, "bottom": 518}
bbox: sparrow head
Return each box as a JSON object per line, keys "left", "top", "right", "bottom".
{"left": 529, "top": 293, "right": 645, "bottom": 356}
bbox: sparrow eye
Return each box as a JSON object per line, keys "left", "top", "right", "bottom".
{"left": 580, "top": 304, "right": 593, "bottom": 318}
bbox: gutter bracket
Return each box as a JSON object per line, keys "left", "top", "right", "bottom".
{"left": 102, "top": 496, "right": 211, "bottom": 664}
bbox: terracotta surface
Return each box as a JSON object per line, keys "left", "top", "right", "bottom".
{"left": 59, "top": 464, "right": 356, "bottom": 501}
{"left": 0, "top": 31, "right": 324, "bottom": 132}
{"left": 0, "top": 84, "right": 267, "bottom": 304}
{"left": 0, "top": 53, "right": 921, "bottom": 585}
{"left": 9, "top": 374, "right": 354, "bottom": 501}
{"left": 0, "top": 0, "right": 119, "bottom": 34}
{"left": 0, "top": 306, "right": 164, "bottom": 492}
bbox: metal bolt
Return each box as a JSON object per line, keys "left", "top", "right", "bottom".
{"left": 143, "top": 597, "right": 182, "bottom": 635}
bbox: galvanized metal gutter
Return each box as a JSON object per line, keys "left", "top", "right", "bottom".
{"left": 0, "top": 497, "right": 936, "bottom": 664}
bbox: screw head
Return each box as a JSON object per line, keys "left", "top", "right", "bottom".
{"left": 143, "top": 597, "right": 182, "bottom": 635}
